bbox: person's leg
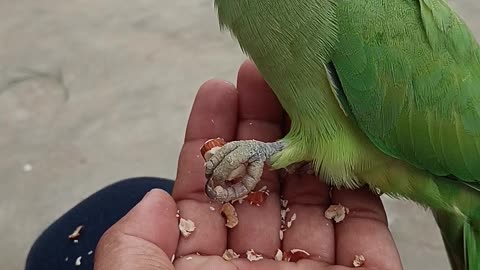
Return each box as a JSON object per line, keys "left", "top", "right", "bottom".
{"left": 25, "top": 177, "right": 174, "bottom": 270}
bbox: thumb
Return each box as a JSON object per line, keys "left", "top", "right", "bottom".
{"left": 94, "top": 189, "right": 179, "bottom": 270}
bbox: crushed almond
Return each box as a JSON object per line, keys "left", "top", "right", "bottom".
{"left": 68, "top": 225, "right": 84, "bottom": 240}
{"left": 176, "top": 210, "right": 180, "bottom": 218}
{"left": 222, "top": 249, "right": 240, "bottom": 261}
{"left": 274, "top": 249, "right": 283, "bottom": 261}
{"left": 246, "top": 249, "right": 264, "bottom": 261}
{"left": 221, "top": 203, "right": 239, "bottom": 228}
{"left": 283, "top": 249, "right": 310, "bottom": 262}
{"left": 325, "top": 204, "right": 349, "bottom": 223}
{"left": 179, "top": 218, "right": 196, "bottom": 237}
{"left": 287, "top": 213, "right": 297, "bottom": 228}
{"left": 245, "top": 190, "right": 270, "bottom": 206}
{"left": 280, "top": 208, "right": 290, "bottom": 221}
{"left": 75, "top": 256, "right": 82, "bottom": 266}
{"left": 353, "top": 255, "right": 366, "bottom": 267}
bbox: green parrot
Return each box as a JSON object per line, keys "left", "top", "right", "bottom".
{"left": 203, "top": 1, "right": 480, "bottom": 269}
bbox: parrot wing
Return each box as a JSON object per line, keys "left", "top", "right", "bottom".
{"left": 331, "top": 0, "right": 480, "bottom": 182}
{"left": 331, "top": 1, "right": 480, "bottom": 269}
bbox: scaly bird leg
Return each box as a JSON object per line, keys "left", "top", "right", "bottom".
{"left": 204, "top": 140, "right": 284, "bottom": 202}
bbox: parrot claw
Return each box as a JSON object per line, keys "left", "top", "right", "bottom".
{"left": 204, "top": 140, "right": 283, "bottom": 202}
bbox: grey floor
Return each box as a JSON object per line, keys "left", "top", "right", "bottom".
{"left": 1, "top": 1, "right": 479, "bottom": 269}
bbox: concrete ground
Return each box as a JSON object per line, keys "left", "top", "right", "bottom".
{"left": 1, "top": 1, "right": 479, "bottom": 269}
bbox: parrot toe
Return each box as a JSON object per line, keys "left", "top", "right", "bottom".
{"left": 203, "top": 140, "right": 283, "bottom": 202}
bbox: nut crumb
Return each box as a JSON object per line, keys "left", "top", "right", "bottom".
{"left": 246, "top": 249, "right": 264, "bottom": 261}
{"left": 87, "top": 250, "right": 93, "bottom": 255}
{"left": 65, "top": 257, "right": 69, "bottom": 262}
{"left": 176, "top": 210, "right": 180, "bottom": 218}
{"left": 353, "top": 255, "right": 366, "bottom": 267}
{"left": 179, "top": 218, "right": 196, "bottom": 237}
{"left": 222, "top": 249, "right": 240, "bottom": 261}
{"left": 186, "top": 256, "right": 193, "bottom": 261}
{"left": 287, "top": 213, "right": 297, "bottom": 228}
{"left": 325, "top": 204, "right": 349, "bottom": 223}
{"left": 221, "top": 203, "right": 239, "bottom": 228}
{"left": 75, "top": 256, "right": 82, "bottom": 266}
{"left": 274, "top": 249, "right": 283, "bottom": 261}
{"left": 68, "top": 225, "right": 84, "bottom": 240}
{"left": 280, "top": 208, "right": 290, "bottom": 221}
{"left": 283, "top": 249, "right": 310, "bottom": 262}
{"left": 209, "top": 206, "right": 216, "bottom": 211}
{"left": 245, "top": 189, "right": 270, "bottom": 206}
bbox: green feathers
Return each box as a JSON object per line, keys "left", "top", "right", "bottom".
{"left": 215, "top": 0, "right": 480, "bottom": 269}
{"left": 333, "top": 0, "right": 480, "bottom": 181}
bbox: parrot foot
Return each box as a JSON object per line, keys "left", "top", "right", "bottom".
{"left": 282, "top": 161, "right": 315, "bottom": 176}
{"left": 204, "top": 140, "right": 284, "bottom": 202}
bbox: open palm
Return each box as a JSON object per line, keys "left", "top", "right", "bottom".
{"left": 94, "top": 60, "right": 403, "bottom": 270}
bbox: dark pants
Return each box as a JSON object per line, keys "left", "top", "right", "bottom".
{"left": 25, "top": 177, "right": 174, "bottom": 270}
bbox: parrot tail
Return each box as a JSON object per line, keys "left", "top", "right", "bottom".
{"left": 433, "top": 210, "right": 479, "bottom": 270}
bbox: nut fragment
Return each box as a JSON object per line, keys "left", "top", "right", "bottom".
{"left": 246, "top": 249, "right": 264, "bottom": 261}
{"left": 353, "top": 255, "right": 366, "bottom": 267}
{"left": 201, "top": 138, "right": 226, "bottom": 160}
{"left": 287, "top": 213, "right": 297, "bottom": 228}
{"left": 283, "top": 249, "right": 310, "bottom": 262}
{"left": 179, "top": 218, "right": 196, "bottom": 237}
{"left": 274, "top": 249, "right": 283, "bottom": 261}
{"left": 324, "top": 204, "right": 349, "bottom": 223}
{"left": 221, "top": 203, "right": 239, "bottom": 228}
{"left": 75, "top": 256, "right": 82, "bottom": 266}
{"left": 222, "top": 249, "right": 240, "bottom": 261}
{"left": 68, "top": 225, "right": 84, "bottom": 240}
{"left": 245, "top": 189, "right": 270, "bottom": 206}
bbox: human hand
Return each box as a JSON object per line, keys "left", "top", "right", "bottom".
{"left": 94, "top": 60, "right": 403, "bottom": 270}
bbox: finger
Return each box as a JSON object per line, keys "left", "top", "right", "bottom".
{"left": 173, "top": 80, "right": 238, "bottom": 257}
{"left": 174, "top": 79, "right": 238, "bottom": 199}
{"left": 332, "top": 188, "right": 402, "bottom": 269}
{"left": 281, "top": 174, "right": 335, "bottom": 264}
{"left": 228, "top": 60, "right": 284, "bottom": 258}
{"left": 95, "top": 189, "right": 177, "bottom": 270}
